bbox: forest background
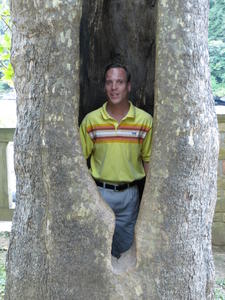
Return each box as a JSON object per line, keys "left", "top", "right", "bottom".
{"left": 0, "top": 0, "right": 225, "bottom": 99}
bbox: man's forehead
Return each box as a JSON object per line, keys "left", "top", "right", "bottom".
{"left": 105, "top": 67, "right": 127, "bottom": 79}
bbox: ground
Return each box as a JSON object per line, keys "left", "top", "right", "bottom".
{"left": 0, "top": 231, "right": 225, "bottom": 299}
{"left": 0, "top": 231, "right": 9, "bottom": 299}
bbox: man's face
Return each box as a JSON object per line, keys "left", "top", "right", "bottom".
{"left": 105, "top": 68, "right": 131, "bottom": 106}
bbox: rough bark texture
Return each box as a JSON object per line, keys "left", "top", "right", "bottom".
{"left": 5, "top": 1, "right": 114, "bottom": 299}
{"left": 5, "top": 0, "right": 218, "bottom": 299}
{"left": 136, "top": 0, "right": 219, "bottom": 298}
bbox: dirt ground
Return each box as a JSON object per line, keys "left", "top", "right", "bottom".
{"left": 0, "top": 233, "right": 225, "bottom": 299}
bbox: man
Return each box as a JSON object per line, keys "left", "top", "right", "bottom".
{"left": 80, "top": 63, "right": 153, "bottom": 258}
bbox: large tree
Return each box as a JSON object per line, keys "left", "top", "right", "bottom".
{"left": 5, "top": 0, "right": 218, "bottom": 299}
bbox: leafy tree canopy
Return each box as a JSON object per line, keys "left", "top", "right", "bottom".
{"left": 0, "top": 0, "right": 13, "bottom": 93}
{"left": 208, "top": 0, "right": 225, "bottom": 97}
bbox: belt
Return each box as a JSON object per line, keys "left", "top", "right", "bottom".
{"left": 95, "top": 180, "right": 137, "bottom": 192}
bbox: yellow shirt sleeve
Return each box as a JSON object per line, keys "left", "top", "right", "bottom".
{"left": 79, "top": 117, "right": 94, "bottom": 159}
{"left": 141, "top": 119, "right": 153, "bottom": 162}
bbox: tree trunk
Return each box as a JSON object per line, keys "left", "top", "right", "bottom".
{"left": 136, "top": 0, "right": 219, "bottom": 298}
{"left": 5, "top": 0, "right": 218, "bottom": 299}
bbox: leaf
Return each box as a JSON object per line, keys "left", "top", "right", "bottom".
{"left": 4, "top": 33, "right": 11, "bottom": 46}
{"left": 1, "top": 63, "right": 14, "bottom": 87}
{"left": 2, "top": 10, "right": 10, "bottom": 17}
{"left": 1, "top": 53, "right": 10, "bottom": 60}
{"left": 3, "top": 63, "right": 14, "bottom": 80}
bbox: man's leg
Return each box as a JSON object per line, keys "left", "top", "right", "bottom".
{"left": 98, "top": 185, "right": 140, "bottom": 258}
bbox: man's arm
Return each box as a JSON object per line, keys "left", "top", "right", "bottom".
{"left": 143, "top": 161, "right": 149, "bottom": 176}
{"left": 141, "top": 116, "right": 153, "bottom": 176}
{"left": 79, "top": 118, "right": 93, "bottom": 159}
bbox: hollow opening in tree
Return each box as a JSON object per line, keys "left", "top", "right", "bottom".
{"left": 79, "top": 0, "right": 157, "bottom": 274}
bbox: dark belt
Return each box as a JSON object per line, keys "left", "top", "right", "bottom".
{"left": 95, "top": 180, "right": 137, "bottom": 192}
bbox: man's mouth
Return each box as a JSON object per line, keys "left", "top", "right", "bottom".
{"left": 111, "top": 94, "right": 119, "bottom": 98}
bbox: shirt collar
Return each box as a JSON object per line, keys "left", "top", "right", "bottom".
{"left": 101, "top": 101, "right": 135, "bottom": 120}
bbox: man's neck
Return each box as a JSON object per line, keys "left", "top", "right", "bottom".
{"left": 106, "top": 101, "right": 130, "bottom": 123}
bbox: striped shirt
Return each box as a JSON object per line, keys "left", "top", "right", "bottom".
{"left": 80, "top": 101, "right": 153, "bottom": 183}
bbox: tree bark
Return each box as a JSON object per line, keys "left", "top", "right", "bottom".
{"left": 136, "top": 0, "right": 219, "bottom": 298}
{"left": 6, "top": 1, "right": 114, "bottom": 299}
{"left": 5, "top": 0, "right": 218, "bottom": 299}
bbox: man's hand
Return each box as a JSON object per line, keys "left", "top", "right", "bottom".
{"left": 143, "top": 162, "right": 149, "bottom": 175}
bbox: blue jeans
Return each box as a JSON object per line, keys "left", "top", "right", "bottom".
{"left": 98, "top": 185, "right": 140, "bottom": 258}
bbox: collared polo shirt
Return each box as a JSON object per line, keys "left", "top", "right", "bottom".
{"left": 80, "top": 101, "right": 153, "bottom": 183}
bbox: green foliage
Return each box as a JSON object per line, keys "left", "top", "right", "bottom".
{"left": 209, "top": 0, "right": 225, "bottom": 98}
{"left": 0, "top": 0, "right": 13, "bottom": 89}
{"left": 209, "top": 0, "right": 225, "bottom": 41}
{"left": 210, "top": 0, "right": 215, "bottom": 8}
{"left": 0, "top": 257, "right": 6, "bottom": 299}
{"left": 214, "top": 279, "right": 225, "bottom": 300}
{"left": 209, "top": 40, "right": 225, "bottom": 97}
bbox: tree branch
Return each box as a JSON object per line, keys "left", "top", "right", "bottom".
{"left": 0, "top": 15, "right": 11, "bottom": 31}
{"left": 0, "top": 61, "right": 8, "bottom": 69}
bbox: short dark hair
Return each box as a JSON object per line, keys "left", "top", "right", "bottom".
{"left": 103, "top": 63, "right": 131, "bottom": 83}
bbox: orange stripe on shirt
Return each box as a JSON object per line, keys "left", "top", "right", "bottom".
{"left": 87, "top": 124, "right": 114, "bottom": 133}
{"left": 118, "top": 124, "right": 151, "bottom": 132}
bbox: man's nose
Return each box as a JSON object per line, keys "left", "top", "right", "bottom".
{"left": 112, "top": 82, "right": 117, "bottom": 89}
